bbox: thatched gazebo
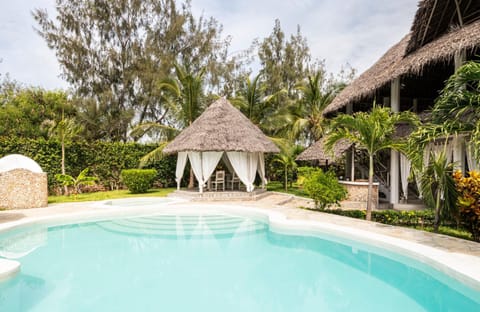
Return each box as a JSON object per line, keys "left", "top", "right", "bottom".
{"left": 163, "top": 97, "right": 279, "bottom": 193}
{"left": 296, "top": 138, "right": 352, "bottom": 165}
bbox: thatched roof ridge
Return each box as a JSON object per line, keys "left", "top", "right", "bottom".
{"left": 163, "top": 97, "right": 280, "bottom": 154}
{"left": 406, "top": 0, "right": 480, "bottom": 54}
{"left": 296, "top": 138, "right": 352, "bottom": 162}
{"left": 324, "top": 19, "right": 480, "bottom": 115}
{"left": 323, "top": 35, "right": 409, "bottom": 114}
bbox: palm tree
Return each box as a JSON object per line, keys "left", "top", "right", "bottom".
{"left": 48, "top": 116, "right": 83, "bottom": 175}
{"left": 46, "top": 112, "right": 83, "bottom": 194}
{"left": 231, "top": 73, "right": 264, "bottom": 124}
{"left": 420, "top": 149, "right": 457, "bottom": 232}
{"left": 431, "top": 60, "right": 480, "bottom": 161}
{"left": 55, "top": 168, "right": 97, "bottom": 198}
{"left": 404, "top": 62, "right": 480, "bottom": 230}
{"left": 326, "top": 105, "right": 417, "bottom": 220}
{"left": 273, "top": 141, "right": 303, "bottom": 191}
{"left": 289, "top": 71, "right": 337, "bottom": 144}
{"left": 135, "top": 63, "right": 206, "bottom": 188}
{"left": 231, "top": 72, "right": 286, "bottom": 134}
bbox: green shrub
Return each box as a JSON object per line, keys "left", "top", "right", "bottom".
{"left": 324, "top": 209, "right": 366, "bottom": 219}
{"left": 303, "top": 168, "right": 347, "bottom": 210}
{"left": 120, "top": 169, "right": 157, "bottom": 193}
{"left": 297, "top": 166, "right": 316, "bottom": 188}
{"left": 454, "top": 170, "right": 480, "bottom": 242}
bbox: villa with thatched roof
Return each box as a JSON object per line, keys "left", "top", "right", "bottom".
{"left": 307, "top": 0, "right": 480, "bottom": 206}
{"left": 163, "top": 97, "right": 279, "bottom": 193}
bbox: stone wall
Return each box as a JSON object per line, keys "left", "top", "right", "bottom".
{"left": 0, "top": 169, "right": 48, "bottom": 209}
{"left": 339, "top": 181, "right": 379, "bottom": 210}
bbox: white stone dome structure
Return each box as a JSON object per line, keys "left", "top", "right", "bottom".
{"left": 0, "top": 154, "right": 48, "bottom": 209}
{"left": 0, "top": 154, "right": 44, "bottom": 174}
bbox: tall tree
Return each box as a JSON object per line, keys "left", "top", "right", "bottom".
{"left": 34, "top": 0, "right": 232, "bottom": 141}
{"left": 0, "top": 81, "right": 74, "bottom": 139}
{"left": 256, "top": 20, "right": 313, "bottom": 99}
{"left": 326, "top": 105, "right": 417, "bottom": 220}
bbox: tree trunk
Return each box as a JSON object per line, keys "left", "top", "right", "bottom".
{"left": 188, "top": 168, "right": 195, "bottom": 189}
{"left": 434, "top": 189, "right": 442, "bottom": 233}
{"left": 366, "top": 154, "right": 374, "bottom": 221}
{"left": 285, "top": 166, "right": 288, "bottom": 191}
{"left": 61, "top": 138, "right": 68, "bottom": 195}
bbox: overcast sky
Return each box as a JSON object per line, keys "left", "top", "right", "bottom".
{"left": 0, "top": 0, "right": 419, "bottom": 90}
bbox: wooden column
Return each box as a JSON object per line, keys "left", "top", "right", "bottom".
{"left": 453, "top": 136, "right": 465, "bottom": 172}
{"left": 412, "top": 98, "right": 418, "bottom": 112}
{"left": 390, "top": 78, "right": 400, "bottom": 204}
{"left": 454, "top": 50, "right": 466, "bottom": 72}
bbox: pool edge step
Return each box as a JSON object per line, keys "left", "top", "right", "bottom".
{"left": 0, "top": 259, "right": 20, "bottom": 281}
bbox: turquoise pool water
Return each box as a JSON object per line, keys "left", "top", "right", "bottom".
{"left": 0, "top": 213, "right": 479, "bottom": 311}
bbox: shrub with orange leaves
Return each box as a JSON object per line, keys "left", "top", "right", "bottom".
{"left": 453, "top": 170, "right": 480, "bottom": 242}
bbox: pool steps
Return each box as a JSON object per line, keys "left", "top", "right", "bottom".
{"left": 96, "top": 215, "right": 267, "bottom": 238}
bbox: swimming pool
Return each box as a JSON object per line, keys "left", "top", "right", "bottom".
{"left": 0, "top": 203, "right": 479, "bottom": 311}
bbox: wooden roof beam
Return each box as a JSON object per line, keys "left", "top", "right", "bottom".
{"left": 455, "top": 0, "right": 464, "bottom": 26}
{"left": 420, "top": 0, "right": 438, "bottom": 47}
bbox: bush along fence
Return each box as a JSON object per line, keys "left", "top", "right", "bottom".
{"left": 0, "top": 136, "right": 176, "bottom": 193}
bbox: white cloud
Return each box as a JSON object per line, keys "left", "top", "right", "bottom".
{"left": 0, "top": 0, "right": 418, "bottom": 89}
{"left": 0, "top": 0, "right": 67, "bottom": 89}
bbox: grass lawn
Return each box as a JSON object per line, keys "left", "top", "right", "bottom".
{"left": 48, "top": 188, "right": 175, "bottom": 204}
{"left": 422, "top": 226, "right": 472, "bottom": 241}
{"left": 267, "top": 181, "right": 309, "bottom": 198}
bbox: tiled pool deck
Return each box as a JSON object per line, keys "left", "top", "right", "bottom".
{"left": 1, "top": 192, "right": 479, "bottom": 290}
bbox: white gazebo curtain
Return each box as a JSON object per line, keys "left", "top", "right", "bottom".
{"left": 257, "top": 153, "right": 266, "bottom": 188}
{"left": 226, "top": 152, "right": 258, "bottom": 192}
{"left": 466, "top": 142, "right": 479, "bottom": 172}
{"left": 174, "top": 151, "right": 266, "bottom": 192}
{"left": 187, "top": 151, "right": 223, "bottom": 193}
{"left": 400, "top": 153, "right": 411, "bottom": 200}
{"left": 175, "top": 152, "right": 188, "bottom": 190}
{"left": 221, "top": 153, "right": 237, "bottom": 177}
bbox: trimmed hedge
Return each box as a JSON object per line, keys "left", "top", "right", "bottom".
{"left": 0, "top": 136, "right": 176, "bottom": 193}
{"left": 120, "top": 169, "right": 157, "bottom": 193}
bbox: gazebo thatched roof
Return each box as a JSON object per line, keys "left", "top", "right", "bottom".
{"left": 163, "top": 97, "right": 280, "bottom": 154}
{"left": 324, "top": 0, "right": 480, "bottom": 115}
{"left": 296, "top": 138, "right": 352, "bottom": 162}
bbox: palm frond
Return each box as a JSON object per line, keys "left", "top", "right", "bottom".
{"left": 139, "top": 141, "right": 170, "bottom": 168}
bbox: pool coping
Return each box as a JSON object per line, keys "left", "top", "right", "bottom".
{"left": 0, "top": 196, "right": 480, "bottom": 295}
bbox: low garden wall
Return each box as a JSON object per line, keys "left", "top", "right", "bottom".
{"left": 0, "top": 169, "right": 48, "bottom": 209}
{"left": 339, "top": 180, "right": 379, "bottom": 210}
